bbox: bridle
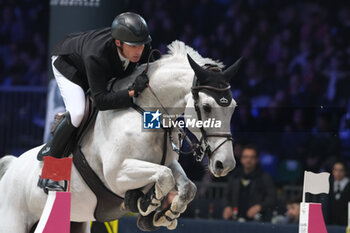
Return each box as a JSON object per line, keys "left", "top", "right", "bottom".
{"left": 138, "top": 50, "right": 234, "bottom": 162}
{"left": 188, "top": 73, "right": 234, "bottom": 162}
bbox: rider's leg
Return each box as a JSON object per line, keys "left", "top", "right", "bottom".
{"left": 38, "top": 111, "right": 77, "bottom": 159}
{"left": 38, "top": 56, "right": 85, "bottom": 192}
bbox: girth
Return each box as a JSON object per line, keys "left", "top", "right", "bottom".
{"left": 71, "top": 97, "right": 125, "bottom": 222}
{"left": 73, "top": 146, "right": 125, "bottom": 222}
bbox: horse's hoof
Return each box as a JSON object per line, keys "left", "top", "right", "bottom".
{"left": 124, "top": 189, "right": 143, "bottom": 213}
{"left": 138, "top": 185, "right": 162, "bottom": 216}
{"left": 166, "top": 219, "right": 177, "bottom": 230}
{"left": 153, "top": 210, "right": 176, "bottom": 228}
{"left": 137, "top": 212, "right": 160, "bottom": 232}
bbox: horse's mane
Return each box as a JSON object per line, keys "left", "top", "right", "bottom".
{"left": 163, "top": 40, "right": 224, "bottom": 69}
{"left": 112, "top": 40, "right": 224, "bottom": 91}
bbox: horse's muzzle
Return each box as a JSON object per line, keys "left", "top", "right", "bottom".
{"left": 210, "top": 158, "right": 236, "bottom": 177}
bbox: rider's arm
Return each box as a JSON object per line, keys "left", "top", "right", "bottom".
{"left": 84, "top": 54, "right": 134, "bottom": 111}
{"left": 94, "top": 89, "right": 133, "bottom": 111}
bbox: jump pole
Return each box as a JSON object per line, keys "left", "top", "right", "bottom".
{"left": 35, "top": 156, "right": 73, "bottom": 233}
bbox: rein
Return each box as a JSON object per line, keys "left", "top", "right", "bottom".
{"left": 136, "top": 49, "right": 234, "bottom": 163}
{"left": 143, "top": 49, "right": 171, "bottom": 117}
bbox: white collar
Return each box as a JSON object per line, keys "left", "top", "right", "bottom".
{"left": 117, "top": 49, "right": 130, "bottom": 70}
{"left": 333, "top": 177, "right": 349, "bottom": 192}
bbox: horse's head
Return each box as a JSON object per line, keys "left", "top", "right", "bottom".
{"left": 184, "top": 54, "right": 241, "bottom": 177}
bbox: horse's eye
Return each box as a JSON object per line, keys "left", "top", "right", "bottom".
{"left": 203, "top": 104, "right": 211, "bottom": 113}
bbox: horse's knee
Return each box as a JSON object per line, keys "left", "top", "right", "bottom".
{"left": 180, "top": 181, "right": 197, "bottom": 202}
{"left": 156, "top": 167, "right": 175, "bottom": 193}
{"left": 168, "top": 181, "right": 196, "bottom": 215}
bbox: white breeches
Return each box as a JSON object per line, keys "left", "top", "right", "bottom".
{"left": 52, "top": 56, "right": 85, "bottom": 128}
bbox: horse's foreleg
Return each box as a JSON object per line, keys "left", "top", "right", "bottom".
{"left": 118, "top": 159, "right": 175, "bottom": 215}
{"left": 153, "top": 160, "right": 197, "bottom": 230}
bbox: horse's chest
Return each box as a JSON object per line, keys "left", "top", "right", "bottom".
{"left": 129, "top": 135, "right": 165, "bottom": 163}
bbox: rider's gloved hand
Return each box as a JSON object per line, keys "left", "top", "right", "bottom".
{"left": 129, "top": 72, "right": 149, "bottom": 97}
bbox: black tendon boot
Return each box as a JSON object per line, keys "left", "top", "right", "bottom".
{"left": 37, "top": 112, "right": 77, "bottom": 193}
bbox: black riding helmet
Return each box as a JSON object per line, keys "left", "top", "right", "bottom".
{"left": 111, "top": 12, "right": 152, "bottom": 46}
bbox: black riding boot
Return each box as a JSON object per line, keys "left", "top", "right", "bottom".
{"left": 37, "top": 112, "right": 77, "bottom": 193}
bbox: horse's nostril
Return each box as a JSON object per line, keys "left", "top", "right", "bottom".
{"left": 215, "top": 161, "right": 224, "bottom": 170}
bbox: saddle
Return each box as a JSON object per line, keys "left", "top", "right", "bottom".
{"left": 43, "top": 92, "right": 125, "bottom": 222}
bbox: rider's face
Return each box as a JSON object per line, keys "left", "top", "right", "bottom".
{"left": 115, "top": 40, "right": 145, "bottom": 63}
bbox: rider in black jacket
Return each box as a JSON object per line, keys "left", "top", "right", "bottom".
{"left": 38, "top": 12, "right": 152, "bottom": 192}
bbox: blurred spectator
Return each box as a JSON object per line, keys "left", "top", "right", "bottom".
{"left": 270, "top": 195, "right": 301, "bottom": 225}
{"left": 284, "top": 196, "right": 301, "bottom": 224}
{"left": 222, "top": 144, "right": 276, "bottom": 222}
{"left": 327, "top": 161, "right": 350, "bottom": 226}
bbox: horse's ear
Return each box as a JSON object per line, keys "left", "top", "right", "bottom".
{"left": 223, "top": 57, "right": 242, "bottom": 82}
{"left": 187, "top": 54, "right": 208, "bottom": 82}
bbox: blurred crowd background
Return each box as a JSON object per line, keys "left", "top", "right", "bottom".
{"left": 0, "top": 0, "right": 48, "bottom": 86}
{"left": 1, "top": 0, "right": 350, "bottom": 226}
{"left": 127, "top": 0, "right": 350, "bottom": 180}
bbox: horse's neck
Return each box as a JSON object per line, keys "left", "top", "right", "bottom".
{"left": 81, "top": 60, "right": 194, "bottom": 157}
{"left": 135, "top": 60, "right": 193, "bottom": 116}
